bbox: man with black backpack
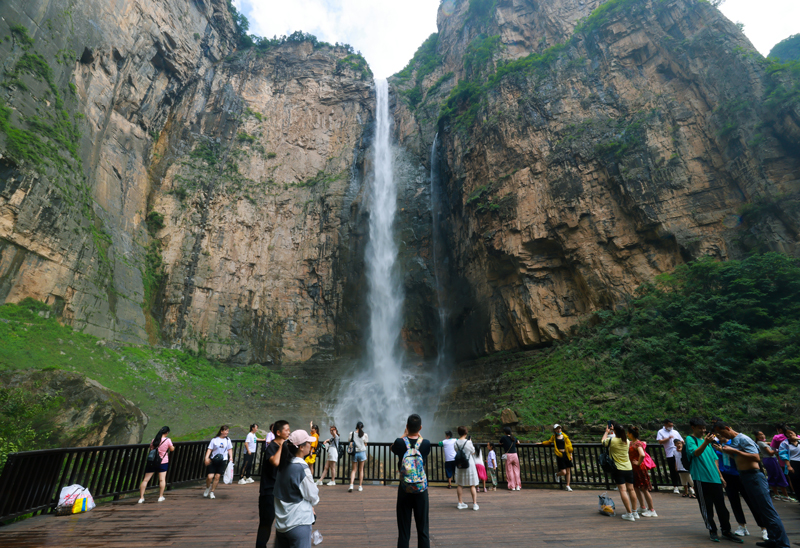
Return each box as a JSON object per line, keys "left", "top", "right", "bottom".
{"left": 392, "top": 414, "right": 431, "bottom": 548}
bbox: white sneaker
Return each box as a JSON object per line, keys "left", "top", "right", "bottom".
{"left": 632, "top": 511, "right": 640, "bottom": 520}
{"left": 473, "top": 504, "right": 479, "bottom": 511}
{"left": 761, "top": 530, "right": 768, "bottom": 541}
{"left": 621, "top": 513, "right": 635, "bottom": 522}
{"left": 316, "top": 480, "right": 323, "bottom": 486}
{"left": 246, "top": 478, "right": 254, "bottom": 483}
{"left": 348, "top": 485, "right": 353, "bottom": 492}
{"left": 733, "top": 526, "right": 747, "bottom": 537}
{"left": 515, "top": 486, "right": 521, "bottom": 491}
{"left": 690, "top": 487, "right": 696, "bottom": 496}
{"left": 358, "top": 486, "right": 363, "bottom": 492}
{"left": 203, "top": 487, "right": 210, "bottom": 498}
{"left": 326, "top": 481, "right": 336, "bottom": 486}
{"left": 642, "top": 510, "right": 656, "bottom": 517}
{"left": 238, "top": 478, "right": 247, "bottom": 485}
{"left": 565, "top": 486, "right": 573, "bottom": 492}
{"left": 457, "top": 502, "right": 468, "bottom": 509}
{"left": 209, "top": 492, "right": 215, "bottom": 499}
{"left": 137, "top": 498, "right": 144, "bottom": 504}
{"left": 636, "top": 507, "right": 646, "bottom": 514}
{"left": 555, "top": 473, "right": 560, "bottom": 482}
{"left": 157, "top": 497, "right": 165, "bottom": 502}
{"left": 673, "top": 487, "right": 681, "bottom": 494}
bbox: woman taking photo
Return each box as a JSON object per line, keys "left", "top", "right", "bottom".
{"left": 627, "top": 426, "right": 657, "bottom": 517}
{"left": 317, "top": 425, "right": 340, "bottom": 486}
{"left": 601, "top": 422, "right": 637, "bottom": 521}
{"left": 274, "top": 429, "right": 320, "bottom": 548}
{"left": 203, "top": 425, "right": 233, "bottom": 499}
{"left": 348, "top": 421, "right": 368, "bottom": 492}
{"left": 454, "top": 426, "right": 480, "bottom": 510}
{"left": 138, "top": 426, "right": 174, "bottom": 503}
{"left": 537, "top": 424, "right": 573, "bottom": 492}
{"left": 305, "top": 422, "right": 320, "bottom": 470}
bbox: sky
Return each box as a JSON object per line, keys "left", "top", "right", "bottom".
{"left": 233, "top": 0, "right": 799, "bottom": 79}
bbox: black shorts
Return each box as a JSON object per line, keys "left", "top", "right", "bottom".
{"left": 207, "top": 458, "right": 228, "bottom": 475}
{"left": 556, "top": 455, "right": 572, "bottom": 470}
{"left": 145, "top": 461, "right": 169, "bottom": 474}
{"left": 612, "top": 468, "right": 635, "bottom": 485}
{"left": 445, "top": 461, "right": 456, "bottom": 479}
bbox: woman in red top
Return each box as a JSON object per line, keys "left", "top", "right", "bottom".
{"left": 627, "top": 426, "right": 657, "bottom": 517}
{"left": 138, "top": 426, "right": 175, "bottom": 503}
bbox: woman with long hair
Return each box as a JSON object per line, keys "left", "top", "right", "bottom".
{"left": 274, "top": 430, "right": 320, "bottom": 547}
{"left": 627, "top": 425, "right": 657, "bottom": 517}
{"left": 348, "top": 421, "right": 368, "bottom": 492}
{"left": 138, "top": 426, "right": 174, "bottom": 503}
{"left": 317, "top": 425, "right": 340, "bottom": 486}
{"left": 499, "top": 426, "right": 521, "bottom": 490}
{"left": 454, "top": 426, "right": 479, "bottom": 510}
{"left": 203, "top": 425, "right": 233, "bottom": 499}
{"left": 601, "top": 422, "right": 637, "bottom": 521}
{"left": 239, "top": 423, "right": 264, "bottom": 484}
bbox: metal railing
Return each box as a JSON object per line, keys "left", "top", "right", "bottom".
{"left": 0, "top": 440, "right": 671, "bottom": 523}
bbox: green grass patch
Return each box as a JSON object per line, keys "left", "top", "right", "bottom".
{"left": 0, "top": 299, "right": 288, "bottom": 441}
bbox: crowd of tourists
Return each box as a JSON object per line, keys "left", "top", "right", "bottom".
{"left": 134, "top": 416, "right": 798, "bottom": 548}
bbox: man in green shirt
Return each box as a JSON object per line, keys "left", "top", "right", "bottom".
{"left": 686, "top": 418, "right": 742, "bottom": 544}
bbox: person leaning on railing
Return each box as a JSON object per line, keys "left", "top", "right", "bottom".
{"left": 498, "top": 426, "right": 521, "bottom": 491}
{"left": 536, "top": 423, "right": 573, "bottom": 492}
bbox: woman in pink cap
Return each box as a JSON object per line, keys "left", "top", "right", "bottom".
{"left": 274, "top": 429, "right": 320, "bottom": 547}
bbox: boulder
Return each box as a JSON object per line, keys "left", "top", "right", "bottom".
{"left": 0, "top": 369, "right": 148, "bottom": 446}
{"left": 500, "top": 408, "right": 519, "bottom": 426}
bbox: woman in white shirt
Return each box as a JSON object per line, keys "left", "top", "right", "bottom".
{"left": 317, "top": 425, "right": 340, "bottom": 486}
{"left": 274, "top": 429, "right": 320, "bottom": 548}
{"left": 454, "top": 426, "right": 479, "bottom": 511}
{"left": 203, "top": 425, "right": 233, "bottom": 499}
{"left": 348, "top": 421, "right": 368, "bottom": 492}
{"left": 240, "top": 423, "right": 264, "bottom": 484}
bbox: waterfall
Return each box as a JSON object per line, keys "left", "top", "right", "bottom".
{"left": 429, "top": 133, "right": 449, "bottom": 374}
{"left": 332, "top": 79, "right": 409, "bottom": 439}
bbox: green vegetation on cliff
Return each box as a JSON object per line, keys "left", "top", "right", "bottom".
{"left": 481, "top": 253, "right": 800, "bottom": 433}
{"left": 0, "top": 299, "right": 287, "bottom": 442}
{"left": 769, "top": 34, "right": 800, "bottom": 63}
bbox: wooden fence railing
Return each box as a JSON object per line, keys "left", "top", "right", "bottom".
{"left": 0, "top": 440, "right": 671, "bottom": 523}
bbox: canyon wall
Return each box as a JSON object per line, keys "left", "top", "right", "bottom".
{"left": 391, "top": 0, "right": 800, "bottom": 361}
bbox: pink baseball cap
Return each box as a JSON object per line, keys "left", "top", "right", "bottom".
{"left": 288, "top": 429, "right": 315, "bottom": 446}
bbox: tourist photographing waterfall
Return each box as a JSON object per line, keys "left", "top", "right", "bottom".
{"left": 349, "top": 421, "right": 368, "bottom": 492}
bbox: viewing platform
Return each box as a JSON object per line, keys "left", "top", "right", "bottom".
{"left": 1, "top": 481, "right": 798, "bottom": 547}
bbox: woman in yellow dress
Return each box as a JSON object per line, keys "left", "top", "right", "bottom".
{"left": 305, "top": 422, "right": 320, "bottom": 471}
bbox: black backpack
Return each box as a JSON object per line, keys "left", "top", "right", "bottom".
{"left": 454, "top": 441, "right": 470, "bottom": 469}
{"left": 681, "top": 435, "right": 696, "bottom": 470}
{"left": 598, "top": 440, "right": 618, "bottom": 474}
{"left": 147, "top": 438, "right": 166, "bottom": 466}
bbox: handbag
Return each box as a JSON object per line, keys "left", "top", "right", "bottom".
{"left": 598, "top": 440, "right": 618, "bottom": 474}
{"left": 347, "top": 432, "right": 356, "bottom": 455}
{"left": 147, "top": 438, "right": 166, "bottom": 466}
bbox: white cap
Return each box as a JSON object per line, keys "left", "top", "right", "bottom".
{"left": 553, "top": 424, "right": 561, "bottom": 430}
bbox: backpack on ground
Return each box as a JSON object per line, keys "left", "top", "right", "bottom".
{"left": 454, "top": 441, "right": 470, "bottom": 469}
{"left": 399, "top": 436, "right": 427, "bottom": 494}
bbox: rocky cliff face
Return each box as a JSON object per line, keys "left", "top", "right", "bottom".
{"left": 0, "top": 0, "right": 385, "bottom": 365}
{"left": 392, "top": 0, "right": 800, "bottom": 361}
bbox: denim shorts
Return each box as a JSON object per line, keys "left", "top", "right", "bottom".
{"left": 353, "top": 451, "right": 367, "bottom": 462}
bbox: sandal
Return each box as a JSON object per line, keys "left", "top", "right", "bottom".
{"left": 682, "top": 493, "right": 689, "bottom": 498}
{"left": 689, "top": 494, "right": 696, "bottom": 499}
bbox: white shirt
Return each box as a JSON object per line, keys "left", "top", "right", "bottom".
{"left": 657, "top": 427, "right": 683, "bottom": 458}
{"left": 351, "top": 431, "right": 368, "bottom": 452}
{"left": 441, "top": 438, "right": 457, "bottom": 462}
{"left": 265, "top": 432, "right": 275, "bottom": 446}
{"left": 274, "top": 457, "right": 319, "bottom": 532}
{"left": 246, "top": 432, "right": 257, "bottom": 453}
{"left": 208, "top": 437, "right": 232, "bottom": 459}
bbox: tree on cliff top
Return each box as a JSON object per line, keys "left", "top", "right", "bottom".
{"left": 769, "top": 34, "right": 800, "bottom": 63}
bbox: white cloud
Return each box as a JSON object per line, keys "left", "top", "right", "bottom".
{"left": 233, "top": 0, "right": 440, "bottom": 79}
{"left": 719, "top": 0, "right": 799, "bottom": 56}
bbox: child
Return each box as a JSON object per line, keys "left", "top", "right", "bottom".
{"left": 673, "top": 439, "right": 695, "bottom": 498}
{"left": 475, "top": 445, "right": 488, "bottom": 492}
{"left": 486, "top": 442, "right": 498, "bottom": 491}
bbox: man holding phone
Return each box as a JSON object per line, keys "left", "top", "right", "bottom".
{"left": 713, "top": 421, "right": 790, "bottom": 548}
{"left": 686, "top": 417, "right": 742, "bottom": 544}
